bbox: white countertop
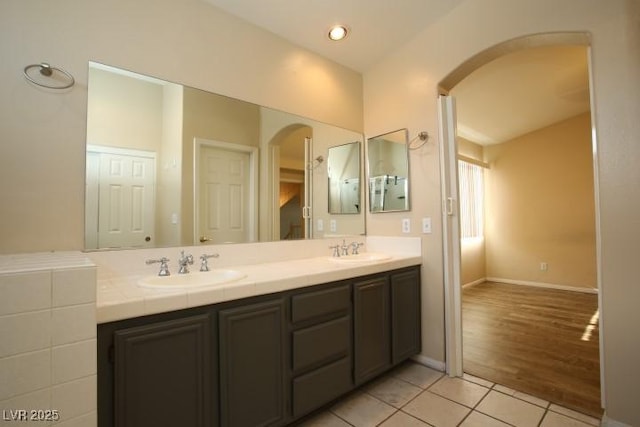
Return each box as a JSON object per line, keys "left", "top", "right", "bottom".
{"left": 97, "top": 253, "right": 421, "bottom": 324}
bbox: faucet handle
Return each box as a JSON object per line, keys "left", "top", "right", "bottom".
{"left": 146, "top": 257, "right": 171, "bottom": 276}
{"left": 329, "top": 245, "right": 341, "bottom": 258}
{"left": 340, "top": 239, "right": 350, "bottom": 256}
{"left": 199, "top": 253, "right": 219, "bottom": 272}
{"left": 351, "top": 242, "right": 364, "bottom": 255}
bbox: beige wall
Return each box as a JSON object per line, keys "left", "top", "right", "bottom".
{"left": 363, "top": 0, "right": 640, "bottom": 424}
{"left": 0, "top": 0, "right": 363, "bottom": 254}
{"left": 86, "top": 68, "right": 164, "bottom": 152}
{"left": 484, "top": 113, "right": 596, "bottom": 289}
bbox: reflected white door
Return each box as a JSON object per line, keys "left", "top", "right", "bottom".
{"left": 97, "top": 151, "right": 155, "bottom": 249}
{"left": 438, "top": 95, "right": 463, "bottom": 376}
{"left": 198, "top": 145, "right": 251, "bottom": 244}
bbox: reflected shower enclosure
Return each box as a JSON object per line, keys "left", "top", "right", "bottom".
{"left": 367, "top": 129, "right": 410, "bottom": 212}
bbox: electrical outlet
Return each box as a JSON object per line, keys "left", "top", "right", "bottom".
{"left": 330, "top": 219, "right": 337, "bottom": 232}
{"left": 317, "top": 219, "right": 323, "bottom": 231}
{"left": 402, "top": 218, "right": 411, "bottom": 233}
{"left": 540, "top": 262, "right": 548, "bottom": 271}
{"left": 422, "top": 217, "right": 432, "bottom": 234}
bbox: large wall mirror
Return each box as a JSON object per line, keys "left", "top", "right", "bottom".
{"left": 85, "top": 62, "right": 365, "bottom": 250}
{"left": 367, "top": 128, "right": 410, "bottom": 212}
{"left": 328, "top": 142, "right": 361, "bottom": 214}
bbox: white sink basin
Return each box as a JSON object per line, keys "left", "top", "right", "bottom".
{"left": 328, "top": 253, "right": 392, "bottom": 264}
{"left": 138, "top": 269, "right": 247, "bottom": 289}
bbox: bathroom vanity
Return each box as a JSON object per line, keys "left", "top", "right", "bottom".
{"left": 96, "top": 255, "right": 421, "bottom": 427}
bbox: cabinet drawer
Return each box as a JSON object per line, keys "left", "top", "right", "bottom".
{"left": 292, "top": 357, "right": 352, "bottom": 418}
{"left": 293, "top": 316, "right": 350, "bottom": 372}
{"left": 291, "top": 284, "right": 350, "bottom": 324}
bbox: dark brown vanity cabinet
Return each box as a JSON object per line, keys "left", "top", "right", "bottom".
{"left": 353, "top": 275, "right": 391, "bottom": 384}
{"left": 354, "top": 267, "right": 422, "bottom": 385}
{"left": 97, "top": 265, "right": 421, "bottom": 427}
{"left": 391, "top": 268, "right": 422, "bottom": 363}
{"left": 218, "top": 299, "right": 286, "bottom": 427}
{"left": 99, "top": 312, "right": 215, "bottom": 427}
{"left": 290, "top": 283, "right": 353, "bottom": 417}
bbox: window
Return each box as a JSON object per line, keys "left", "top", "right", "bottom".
{"left": 458, "top": 160, "right": 484, "bottom": 239}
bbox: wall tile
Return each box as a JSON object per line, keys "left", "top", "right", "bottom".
{"left": 0, "top": 311, "right": 51, "bottom": 358}
{"left": 52, "top": 340, "right": 96, "bottom": 385}
{"left": 52, "top": 268, "right": 96, "bottom": 307}
{"left": 0, "top": 350, "right": 51, "bottom": 401}
{"left": 51, "top": 376, "right": 96, "bottom": 422}
{"left": 54, "top": 411, "right": 97, "bottom": 427}
{"left": 0, "top": 272, "right": 51, "bottom": 316}
{"left": 0, "top": 388, "right": 52, "bottom": 426}
{"left": 51, "top": 305, "right": 96, "bottom": 346}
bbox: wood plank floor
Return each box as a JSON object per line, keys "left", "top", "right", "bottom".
{"left": 462, "top": 281, "right": 602, "bottom": 417}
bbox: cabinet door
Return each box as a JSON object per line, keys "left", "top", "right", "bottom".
{"left": 391, "top": 268, "right": 422, "bottom": 364}
{"left": 353, "top": 276, "right": 390, "bottom": 384}
{"left": 113, "top": 314, "right": 212, "bottom": 427}
{"left": 219, "top": 299, "right": 286, "bottom": 427}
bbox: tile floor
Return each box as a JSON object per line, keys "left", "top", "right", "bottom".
{"left": 299, "top": 362, "right": 601, "bottom": 427}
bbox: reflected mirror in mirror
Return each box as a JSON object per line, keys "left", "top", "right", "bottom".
{"left": 84, "top": 62, "right": 365, "bottom": 250}
{"left": 328, "top": 142, "right": 361, "bottom": 214}
{"left": 367, "top": 128, "right": 410, "bottom": 212}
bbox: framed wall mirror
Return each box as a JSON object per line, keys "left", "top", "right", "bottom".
{"left": 84, "top": 62, "right": 365, "bottom": 250}
{"left": 327, "top": 141, "right": 361, "bottom": 214}
{"left": 367, "top": 128, "right": 410, "bottom": 212}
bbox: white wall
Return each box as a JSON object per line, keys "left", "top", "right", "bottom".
{"left": 0, "top": 0, "right": 363, "bottom": 254}
{"left": 363, "top": 0, "right": 640, "bottom": 424}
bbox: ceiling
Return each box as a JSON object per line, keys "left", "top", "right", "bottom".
{"left": 203, "top": 0, "right": 465, "bottom": 73}
{"left": 203, "top": 1, "right": 590, "bottom": 145}
{"left": 452, "top": 45, "right": 591, "bottom": 145}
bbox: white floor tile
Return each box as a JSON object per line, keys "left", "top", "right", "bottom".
{"left": 403, "top": 390, "right": 470, "bottom": 427}
{"left": 476, "top": 390, "right": 545, "bottom": 427}
{"left": 462, "top": 373, "right": 494, "bottom": 388}
{"left": 548, "top": 404, "right": 600, "bottom": 426}
{"left": 379, "top": 411, "right": 431, "bottom": 426}
{"left": 428, "top": 376, "right": 489, "bottom": 408}
{"left": 460, "top": 411, "right": 512, "bottom": 427}
{"left": 330, "top": 391, "right": 396, "bottom": 427}
{"left": 513, "top": 390, "right": 549, "bottom": 408}
{"left": 299, "top": 410, "right": 352, "bottom": 427}
{"left": 540, "top": 411, "right": 594, "bottom": 427}
{"left": 365, "top": 375, "right": 422, "bottom": 408}
{"left": 391, "top": 362, "right": 443, "bottom": 389}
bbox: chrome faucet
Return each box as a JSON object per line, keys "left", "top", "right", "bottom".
{"left": 177, "top": 250, "right": 194, "bottom": 274}
{"left": 146, "top": 257, "right": 170, "bottom": 276}
{"left": 351, "top": 242, "right": 364, "bottom": 255}
{"left": 329, "top": 244, "right": 341, "bottom": 257}
{"left": 199, "top": 253, "right": 219, "bottom": 272}
{"left": 340, "top": 239, "right": 350, "bottom": 256}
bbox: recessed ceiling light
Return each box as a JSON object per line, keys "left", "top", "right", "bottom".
{"left": 328, "top": 25, "right": 349, "bottom": 41}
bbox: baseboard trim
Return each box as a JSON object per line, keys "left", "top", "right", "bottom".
{"left": 462, "top": 278, "right": 486, "bottom": 289}
{"left": 486, "top": 277, "right": 598, "bottom": 294}
{"left": 601, "top": 414, "right": 633, "bottom": 427}
{"left": 411, "top": 354, "right": 445, "bottom": 372}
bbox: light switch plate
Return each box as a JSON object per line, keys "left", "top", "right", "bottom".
{"left": 422, "top": 217, "right": 432, "bottom": 234}
{"left": 330, "top": 219, "right": 337, "bottom": 232}
{"left": 317, "top": 219, "right": 323, "bottom": 231}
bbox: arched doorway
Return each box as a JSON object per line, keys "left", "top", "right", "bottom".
{"left": 266, "top": 124, "right": 313, "bottom": 241}
{"left": 438, "top": 32, "right": 603, "bottom": 415}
